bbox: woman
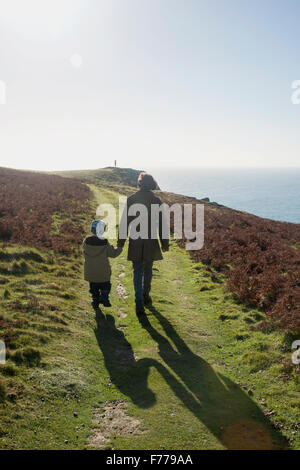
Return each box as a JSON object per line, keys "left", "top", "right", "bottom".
{"left": 118, "top": 172, "right": 169, "bottom": 315}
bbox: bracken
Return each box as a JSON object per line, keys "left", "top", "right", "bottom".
{"left": 161, "top": 194, "right": 300, "bottom": 332}
{"left": 0, "top": 168, "right": 92, "bottom": 254}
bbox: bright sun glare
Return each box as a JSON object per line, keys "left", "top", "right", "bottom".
{"left": 0, "top": 0, "right": 81, "bottom": 34}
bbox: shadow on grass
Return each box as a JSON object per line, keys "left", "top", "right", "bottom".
{"left": 138, "top": 306, "right": 289, "bottom": 450}
{"left": 94, "top": 306, "right": 288, "bottom": 449}
{"left": 94, "top": 308, "right": 156, "bottom": 409}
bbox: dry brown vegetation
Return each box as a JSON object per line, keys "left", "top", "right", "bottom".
{"left": 0, "top": 167, "right": 92, "bottom": 253}
{"left": 161, "top": 191, "right": 300, "bottom": 332}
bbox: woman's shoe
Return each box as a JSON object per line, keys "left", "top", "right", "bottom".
{"left": 135, "top": 303, "right": 145, "bottom": 316}
{"left": 143, "top": 293, "right": 152, "bottom": 305}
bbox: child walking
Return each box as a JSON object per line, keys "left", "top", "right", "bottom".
{"left": 83, "top": 220, "right": 122, "bottom": 309}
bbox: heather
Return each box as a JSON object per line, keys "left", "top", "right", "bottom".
{"left": 0, "top": 167, "right": 92, "bottom": 253}
{"left": 162, "top": 194, "right": 300, "bottom": 332}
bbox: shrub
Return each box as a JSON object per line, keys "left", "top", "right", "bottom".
{"left": 0, "top": 364, "right": 17, "bottom": 376}
{"left": 245, "top": 352, "right": 274, "bottom": 373}
{"left": 11, "top": 347, "right": 41, "bottom": 367}
{"left": 10, "top": 261, "right": 30, "bottom": 275}
{"left": 3, "top": 289, "right": 10, "bottom": 299}
{"left": 0, "top": 379, "right": 6, "bottom": 402}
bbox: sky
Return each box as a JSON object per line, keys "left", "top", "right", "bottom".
{"left": 1, "top": 0, "right": 300, "bottom": 171}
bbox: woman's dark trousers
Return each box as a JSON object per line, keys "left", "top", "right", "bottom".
{"left": 132, "top": 262, "right": 153, "bottom": 307}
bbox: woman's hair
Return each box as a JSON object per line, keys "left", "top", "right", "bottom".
{"left": 137, "top": 172, "right": 158, "bottom": 190}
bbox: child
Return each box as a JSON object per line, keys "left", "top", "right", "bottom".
{"left": 83, "top": 220, "right": 122, "bottom": 309}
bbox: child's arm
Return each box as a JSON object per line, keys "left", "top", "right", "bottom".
{"left": 107, "top": 243, "right": 122, "bottom": 258}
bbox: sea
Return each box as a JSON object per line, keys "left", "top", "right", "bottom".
{"left": 149, "top": 168, "right": 300, "bottom": 224}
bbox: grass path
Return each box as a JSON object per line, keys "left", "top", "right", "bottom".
{"left": 80, "top": 187, "right": 295, "bottom": 450}
{"left": 89, "top": 245, "right": 287, "bottom": 450}
{"left": 0, "top": 186, "right": 298, "bottom": 450}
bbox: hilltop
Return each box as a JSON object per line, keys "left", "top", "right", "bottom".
{"left": 0, "top": 166, "right": 299, "bottom": 450}
{"left": 51, "top": 166, "right": 143, "bottom": 188}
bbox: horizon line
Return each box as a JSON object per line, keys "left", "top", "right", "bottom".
{"left": 1, "top": 165, "right": 300, "bottom": 173}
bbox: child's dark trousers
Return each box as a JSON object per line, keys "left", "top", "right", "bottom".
{"left": 89, "top": 281, "right": 111, "bottom": 303}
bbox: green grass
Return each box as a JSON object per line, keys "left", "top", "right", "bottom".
{"left": 0, "top": 185, "right": 299, "bottom": 449}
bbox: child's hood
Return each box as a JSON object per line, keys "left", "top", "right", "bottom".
{"left": 83, "top": 236, "right": 108, "bottom": 257}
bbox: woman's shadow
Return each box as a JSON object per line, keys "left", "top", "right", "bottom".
{"left": 139, "top": 307, "right": 288, "bottom": 450}
{"left": 94, "top": 307, "right": 288, "bottom": 449}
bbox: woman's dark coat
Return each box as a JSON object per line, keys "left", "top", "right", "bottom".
{"left": 118, "top": 189, "right": 169, "bottom": 262}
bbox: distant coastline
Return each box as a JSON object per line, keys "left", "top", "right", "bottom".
{"left": 149, "top": 167, "right": 300, "bottom": 224}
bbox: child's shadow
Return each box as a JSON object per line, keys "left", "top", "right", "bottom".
{"left": 94, "top": 308, "right": 156, "bottom": 409}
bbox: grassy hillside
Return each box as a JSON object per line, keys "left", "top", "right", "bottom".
{"left": 0, "top": 168, "right": 299, "bottom": 449}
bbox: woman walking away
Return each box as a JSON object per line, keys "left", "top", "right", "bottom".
{"left": 117, "top": 172, "right": 169, "bottom": 316}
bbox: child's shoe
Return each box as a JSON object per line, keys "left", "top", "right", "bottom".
{"left": 100, "top": 292, "right": 111, "bottom": 307}
{"left": 91, "top": 300, "right": 99, "bottom": 309}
